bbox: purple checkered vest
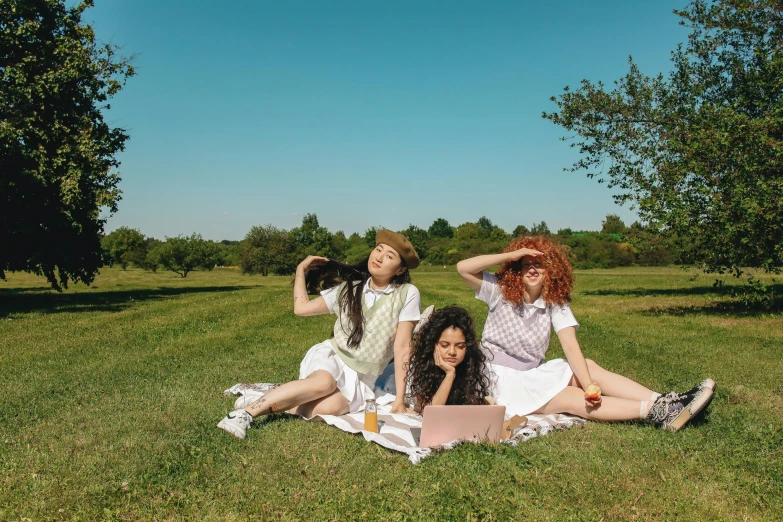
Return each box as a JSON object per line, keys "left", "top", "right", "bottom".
{"left": 480, "top": 299, "right": 553, "bottom": 371}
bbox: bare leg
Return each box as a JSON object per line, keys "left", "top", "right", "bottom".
{"left": 295, "top": 389, "right": 350, "bottom": 418}
{"left": 568, "top": 359, "right": 656, "bottom": 401}
{"left": 536, "top": 386, "right": 643, "bottom": 421}
{"left": 244, "top": 370, "right": 337, "bottom": 418}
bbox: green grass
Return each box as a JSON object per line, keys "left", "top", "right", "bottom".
{"left": 1, "top": 266, "right": 781, "bottom": 521}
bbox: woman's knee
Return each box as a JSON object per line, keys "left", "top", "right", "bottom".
{"left": 305, "top": 370, "right": 338, "bottom": 395}
{"left": 311, "top": 392, "right": 349, "bottom": 416}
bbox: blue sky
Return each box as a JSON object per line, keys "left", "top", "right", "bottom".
{"left": 89, "top": 0, "right": 690, "bottom": 240}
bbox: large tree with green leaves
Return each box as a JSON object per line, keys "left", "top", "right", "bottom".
{"left": 601, "top": 214, "right": 627, "bottom": 235}
{"left": 400, "top": 224, "right": 429, "bottom": 260}
{"left": 1, "top": 0, "right": 134, "bottom": 289}
{"left": 150, "top": 234, "right": 219, "bottom": 278}
{"left": 290, "top": 213, "right": 334, "bottom": 258}
{"left": 238, "top": 225, "right": 296, "bottom": 276}
{"left": 101, "top": 226, "right": 145, "bottom": 269}
{"left": 544, "top": 0, "right": 782, "bottom": 277}
{"left": 428, "top": 218, "right": 454, "bottom": 239}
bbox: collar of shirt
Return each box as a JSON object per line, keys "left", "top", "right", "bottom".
{"left": 364, "top": 278, "right": 396, "bottom": 296}
{"left": 523, "top": 296, "right": 547, "bottom": 310}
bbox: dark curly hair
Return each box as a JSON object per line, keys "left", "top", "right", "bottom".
{"left": 406, "top": 306, "right": 491, "bottom": 411}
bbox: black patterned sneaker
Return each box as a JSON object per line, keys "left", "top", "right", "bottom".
{"left": 665, "top": 378, "right": 716, "bottom": 402}
{"left": 217, "top": 409, "right": 253, "bottom": 439}
{"left": 647, "top": 379, "right": 716, "bottom": 432}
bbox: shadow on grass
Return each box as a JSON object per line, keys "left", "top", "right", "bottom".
{"left": 643, "top": 298, "right": 782, "bottom": 318}
{"left": 0, "top": 285, "right": 255, "bottom": 318}
{"left": 584, "top": 286, "right": 729, "bottom": 297}
{"left": 587, "top": 284, "right": 783, "bottom": 317}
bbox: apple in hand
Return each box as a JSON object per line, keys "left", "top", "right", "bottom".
{"left": 584, "top": 383, "right": 602, "bottom": 401}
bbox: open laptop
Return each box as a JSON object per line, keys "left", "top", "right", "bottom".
{"left": 415, "top": 405, "right": 506, "bottom": 447}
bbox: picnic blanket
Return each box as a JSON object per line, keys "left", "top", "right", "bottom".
{"left": 224, "top": 383, "right": 586, "bottom": 464}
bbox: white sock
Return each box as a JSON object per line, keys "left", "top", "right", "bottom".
{"left": 650, "top": 392, "right": 661, "bottom": 401}
{"left": 639, "top": 401, "right": 649, "bottom": 419}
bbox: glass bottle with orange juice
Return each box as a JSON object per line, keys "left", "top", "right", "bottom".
{"left": 364, "top": 399, "right": 378, "bottom": 432}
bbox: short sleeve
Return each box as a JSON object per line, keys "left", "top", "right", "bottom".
{"left": 320, "top": 284, "right": 341, "bottom": 314}
{"left": 397, "top": 285, "right": 421, "bottom": 323}
{"left": 551, "top": 303, "right": 579, "bottom": 333}
{"left": 475, "top": 271, "right": 502, "bottom": 309}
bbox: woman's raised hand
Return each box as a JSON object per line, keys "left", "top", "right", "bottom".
{"left": 297, "top": 255, "right": 329, "bottom": 273}
{"left": 433, "top": 347, "right": 456, "bottom": 375}
{"left": 506, "top": 248, "right": 544, "bottom": 262}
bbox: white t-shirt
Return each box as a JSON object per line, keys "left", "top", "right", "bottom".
{"left": 320, "top": 279, "right": 421, "bottom": 323}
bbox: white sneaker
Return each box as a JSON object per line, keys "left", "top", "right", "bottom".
{"left": 217, "top": 409, "right": 253, "bottom": 439}
{"left": 233, "top": 390, "right": 266, "bottom": 410}
{"left": 414, "top": 305, "right": 435, "bottom": 334}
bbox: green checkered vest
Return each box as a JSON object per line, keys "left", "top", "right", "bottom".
{"left": 329, "top": 281, "right": 411, "bottom": 376}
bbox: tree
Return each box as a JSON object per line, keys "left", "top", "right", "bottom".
{"left": 290, "top": 213, "right": 333, "bottom": 257}
{"left": 489, "top": 226, "right": 509, "bottom": 242}
{"left": 530, "top": 221, "right": 551, "bottom": 236}
{"left": 214, "top": 240, "right": 240, "bottom": 267}
{"left": 363, "top": 226, "right": 383, "bottom": 248}
{"left": 428, "top": 218, "right": 454, "bottom": 239}
{"left": 557, "top": 228, "right": 574, "bottom": 238}
{"left": 342, "top": 232, "right": 370, "bottom": 263}
{"left": 331, "top": 231, "right": 347, "bottom": 259}
{"left": 238, "top": 225, "right": 296, "bottom": 276}
{"left": 150, "top": 234, "right": 219, "bottom": 277}
{"left": 455, "top": 222, "right": 480, "bottom": 241}
{"left": 601, "top": 214, "right": 627, "bottom": 235}
{"left": 477, "top": 216, "right": 494, "bottom": 239}
{"left": 544, "top": 0, "right": 783, "bottom": 277}
{"left": 401, "top": 225, "right": 429, "bottom": 260}
{"left": 1, "top": 0, "right": 134, "bottom": 290}
{"left": 512, "top": 225, "right": 529, "bottom": 237}
{"left": 132, "top": 237, "right": 161, "bottom": 272}
{"left": 101, "top": 227, "right": 145, "bottom": 269}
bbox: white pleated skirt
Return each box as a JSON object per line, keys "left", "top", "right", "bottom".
{"left": 490, "top": 359, "right": 574, "bottom": 416}
{"left": 299, "top": 340, "right": 378, "bottom": 413}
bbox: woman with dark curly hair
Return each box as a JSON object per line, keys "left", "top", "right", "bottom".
{"left": 457, "top": 236, "right": 715, "bottom": 432}
{"left": 407, "top": 306, "right": 491, "bottom": 411}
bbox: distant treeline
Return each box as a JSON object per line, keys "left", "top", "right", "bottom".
{"left": 101, "top": 213, "right": 697, "bottom": 278}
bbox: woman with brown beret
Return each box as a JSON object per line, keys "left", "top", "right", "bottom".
{"left": 219, "top": 229, "right": 421, "bottom": 439}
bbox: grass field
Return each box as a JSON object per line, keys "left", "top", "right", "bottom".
{"left": 1, "top": 266, "right": 781, "bottom": 521}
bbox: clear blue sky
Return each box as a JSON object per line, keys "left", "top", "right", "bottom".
{"left": 89, "top": 0, "right": 690, "bottom": 241}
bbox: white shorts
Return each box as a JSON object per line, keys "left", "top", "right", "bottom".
{"left": 490, "top": 359, "right": 573, "bottom": 416}
{"left": 299, "top": 340, "right": 378, "bottom": 413}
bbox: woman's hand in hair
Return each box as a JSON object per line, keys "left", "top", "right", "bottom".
{"left": 506, "top": 248, "right": 544, "bottom": 262}
{"left": 297, "top": 255, "right": 329, "bottom": 274}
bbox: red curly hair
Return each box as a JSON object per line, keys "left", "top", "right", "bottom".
{"left": 495, "top": 236, "right": 574, "bottom": 306}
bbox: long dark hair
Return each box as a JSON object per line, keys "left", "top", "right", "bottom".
{"left": 304, "top": 256, "right": 411, "bottom": 348}
{"left": 406, "top": 306, "right": 490, "bottom": 410}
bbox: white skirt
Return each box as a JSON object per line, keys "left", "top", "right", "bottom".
{"left": 490, "top": 359, "right": 573, "bottom": 416}
{"left": 299, "top": 340, "right": 378, "bottom": 413}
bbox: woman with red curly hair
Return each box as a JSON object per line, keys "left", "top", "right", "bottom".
{"left": 456, "top": 236, "right": 714, "bottom": 432}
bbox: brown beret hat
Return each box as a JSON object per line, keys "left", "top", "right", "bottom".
{"left": 375, "top": 229, "right": 420, "bottom": 270}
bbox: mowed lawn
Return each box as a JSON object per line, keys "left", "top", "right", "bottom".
{"left": 1, "top": 266, "right": 781, "bottom": 521}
